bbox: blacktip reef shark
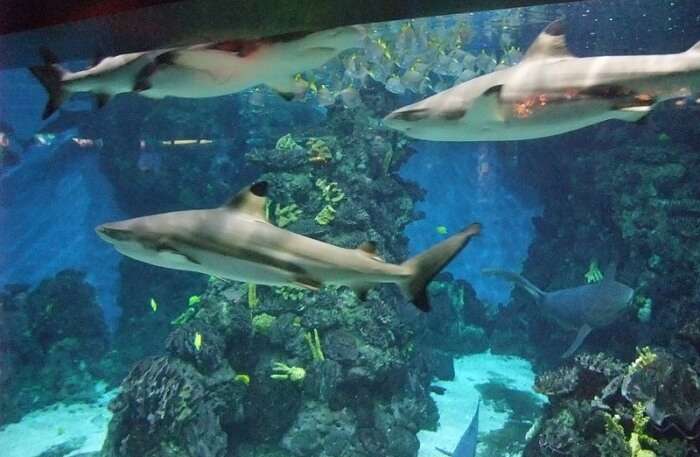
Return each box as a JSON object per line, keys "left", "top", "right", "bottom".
{"left": 383, "top": 20, "right": 700, "bottom": 141}
{"left": 483, "top": 263, "right": 633, "bottom": 358}
{"left": 30, "top": 25, "right": 363, "bottom": 119}
{"left": 95, "top": 182, "right": 481, "bottom": 312}
{"left": 437, "top": 398, "right": 480, "bottom": 457}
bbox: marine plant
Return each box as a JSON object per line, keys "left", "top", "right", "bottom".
{"left": 274, "top": 285, "right": 307, "bottom": 301}
{"left": 315, "top": 204, "right": 337, "bottom": 225}
{"left": 252, "top": 313, "right": 277, "bottom": 336}
{"left": 307, "top": 137, "right": 333, "bottom": 164}
{"left": 585, "top": 260, "right": 604, "bottom": 283}
{"left": 275, "top": 133, "right": 301, "bottom": 151}
{"left": 270, "top": 362, "right": 306, "bottom": 383}
{"left": 630, "top": 402, "right": 658, "bottom": 456}
{"left": 274, "top": 203, "right": 302, "bottom": 227}
{"left": 628, "top": 346, "right": 657, "bottom": 375}
{"left": 305, "top": 328, "right": 325, "bottom": 361}
{"left": 248, "top": 283, "right": 259, "bottom": 309}
{"left": 315, "top": 178, "right": 345, "bottom": 204}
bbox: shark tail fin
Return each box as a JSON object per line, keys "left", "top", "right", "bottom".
{"left": 399, "top": 223, "right": 481, "bottom": 312}
{"left": 482, "top": 268, "right": 545, "bottom": 300}
{"left": 688, "top": 40, "right": 700, "bottom": 53}
{"left": 29, "top": 48, "right": 69, "bottom": 120}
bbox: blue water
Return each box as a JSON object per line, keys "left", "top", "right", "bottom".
{"left": 402, "top": 142, "right": 541, "bottom": 306}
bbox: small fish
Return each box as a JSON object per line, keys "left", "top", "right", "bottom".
{"left": 339, "top": 86, "right": 362, "bottom": 108}
{"left": 385, "top": 76, "right": 406, "bottom": 95}
{"left": 316, "top": 85, "right": 336, "bottom": 106}
{"left": 150, "top": 297, "right": 158, "bottom": 312}
{"left": 233, "top": 373, "right": 250, "bottom": 385}
{"left": 194, "top": 332, "right": 203, "bottom": 351}
{"left": 436, "top": 226, "right": 448, "bottom": 235}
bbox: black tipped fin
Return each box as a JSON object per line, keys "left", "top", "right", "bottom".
{"left": 358, "top": 241, "right": 377, "bottom": 254}
{"left": 95, "top": 93, "right": 110, "bottom": 109}
{"left": 293, "top": 276, "right": 322, "bottom": 291}
{"left": 224, "top": 181, "right": 270, "bottom": 222}
{"left": 30, "top": 48, "right": 67, "bottom": 120}
{"left": 133, "top": 52, "right": 176, "bottom": 92}
{"left": 351, "top": 283, "right": 372, "bottom": 301}
{"left": 400, "top": 223, "right": 481, "bottom": 312}
{"left": 523, "top": 19, "right": 572, "bottom": 60}
{"left": 276, "top": 91, "right": 295, "bottom": 101}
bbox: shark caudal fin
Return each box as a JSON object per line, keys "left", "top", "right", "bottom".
{"left": 400, "top": 223, "right": 481, "bottom": 312}
{"left": 29, "top": 48, "right": 68, "bottom": 120}
{"left": 482, "top": 268, "right": 545, "bottom": 300}
{"left": 687, "top": 40, "right": 700, "bottom": 53}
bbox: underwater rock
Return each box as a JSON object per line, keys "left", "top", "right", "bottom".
{"left": 425, "top": 349, "right": 455, "bottom": 381}
{"left": 534, "top": 366, "right": 580, "bottom": 398}
{"left": 678, "top": 318, "right": 700, "bottom": 355}
{"left": 324, "top": 329, "right": 360, "bottom": 364}
{"left": 621, "top": 350, "right": 700, "bottom": 431}
{"left": 166, "top": 321, "right": 226, "bottom": 373}
{"left": 103, "top": 356, "right": 242, "bottom": 457}
{"left": 281, "top": 401, "right": 356, "bottom": 456}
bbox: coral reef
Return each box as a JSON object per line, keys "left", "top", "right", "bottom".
{"left": 0, "top": 270, "right": 111, "bottom": 425}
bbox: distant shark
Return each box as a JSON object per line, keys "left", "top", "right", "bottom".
{"left": 483, "top": 264, "right": 633, "bottom": 357}
{"left": 30, "top": 26, "right": 363, "bottom": 119}
{"left": 95, "top": 181, "right": 481, "bottom": 312}
{"left": 383, "top": 20, "right": 700, "bottom": 141}
{"left": 437, "top": 398, "right": 480, "bottom": 457}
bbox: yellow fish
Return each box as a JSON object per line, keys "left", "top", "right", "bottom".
{"left": 436, "top": 226, "right": 448, "bottom": 235}
{"left": 149, "top": 297, "right": 158, "bottom": 312}
{"left": 194, "top": 332, "right": 203, "bottom": 351}
{"left": 234, "top": 374, "right": 250, "bottom": 385}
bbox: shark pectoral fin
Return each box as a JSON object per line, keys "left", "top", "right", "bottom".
{"left": 350, "top": 283, "right": 373, "bottom": 301}
{"left": 223, "top": 181, "right": 270, "bottom": 222}
{"left": 472, "top": 85, "right": 506, "bottom": 123}
{"left": 293, "top": 276, "right": 322, "bottom": 291}
{"left": 158, "top": 248, "right": 201, "bottom": 266}
{"left": 435, "top": 448, "right": 453, "bottom": 457}
{"left": 561, "top": 324, "right": 592, "bottom": 359}
{"left": 95, "top": 93, "right": 110, "bottom": 109}
{"left": 133, "top": 52, "right": 176, "bottom": 92}
{"left": 615, "top": 105, "right": 653, "bottom": 122}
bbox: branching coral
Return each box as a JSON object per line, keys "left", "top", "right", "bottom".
{"left": 628, "top": 347, "right": 657, "bottom": 375}
{"left": 314, "top": 205, "right": 337, "bottom": 225}
{"left": 534, "top": 366, "right": 580, "bottom": 397}
{"left": 275, "top": 203, "right": 302, "bottom": 227}
{"left": 307, "top": 138, "right": 333, "bottom": 164}
{"left": 274, "top": 285, "right": 307, "bottom": 301}
{"left": 315, "top": 178, "right": 345, "bottom": 204}
{"left": 305, "top": 328, "right": 325, "bottom": 361}
{"left": 585, "top": 260, "right": 604, "bottom": 283}
{"left": 275, "top": 133, "right": 301, "bottom": 151}
{"left": 270, "top": 362, "right": 306, "bottom": 383}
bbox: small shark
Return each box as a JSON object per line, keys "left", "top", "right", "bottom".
{"left": 483, "top": 264, "right": 633, "bottom": 357}
{"left": 95, "top": 181, "right": 481, "bottom": 312}
{"left": 383, "top": 20, "right": 700, "bottom": 141}
{"left": 30, "top": 26, "right": 363, "bottom": 119}
{"left": 437, "top": 398, "right": 480, "bottom": 457}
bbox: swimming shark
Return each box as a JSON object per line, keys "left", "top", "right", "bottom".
{"left": 483, "top": 264, "right": 633, "bottom": 357}
{"left": 436, "top": 398, "right": 480, "bottom": 457}
{"left": 95, "top": 181, "right": 481, "bottom": 312}
{"left": 383, "top": 20, "right": 700, "bottom": 141}
{"left": 30, "top": 26, "right": 363, "bottom": 119}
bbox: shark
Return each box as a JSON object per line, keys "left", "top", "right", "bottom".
{"left": 95, "top": 181, "right": 481, "bottom": 312}
{"left": 383, "top": 20, "right": 700, "bottom": 141}
{"left": 436, "top": 398, "right": 480, "bottom": 457}
{"left": 483, "top": 264, "right": 634, "bottom": 358}
{"left": 30, "top": 25, "right": 363, "bottom": 119}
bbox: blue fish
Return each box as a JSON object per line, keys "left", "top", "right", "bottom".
{"left": 436, "top": 397, "right": 480, "bottom": 457}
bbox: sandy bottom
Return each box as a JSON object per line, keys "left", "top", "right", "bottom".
{"left": 418, "top": 352, "right": 547, "bottom": 457}
{"left": 0, "top": 386, "right": 116, "bottom": 457}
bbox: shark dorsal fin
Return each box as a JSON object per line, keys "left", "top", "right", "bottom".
{"left": 357, "top": 241, "right": 385, "bottom": 262}
{"left": 522, "top": 20, "right": 573, "bottom": 61}
{"left": 358, "top": 241, "right": 377, "bottom": 254}
{"left": 224, "top": 181, "right": 269, "bottom": 222}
